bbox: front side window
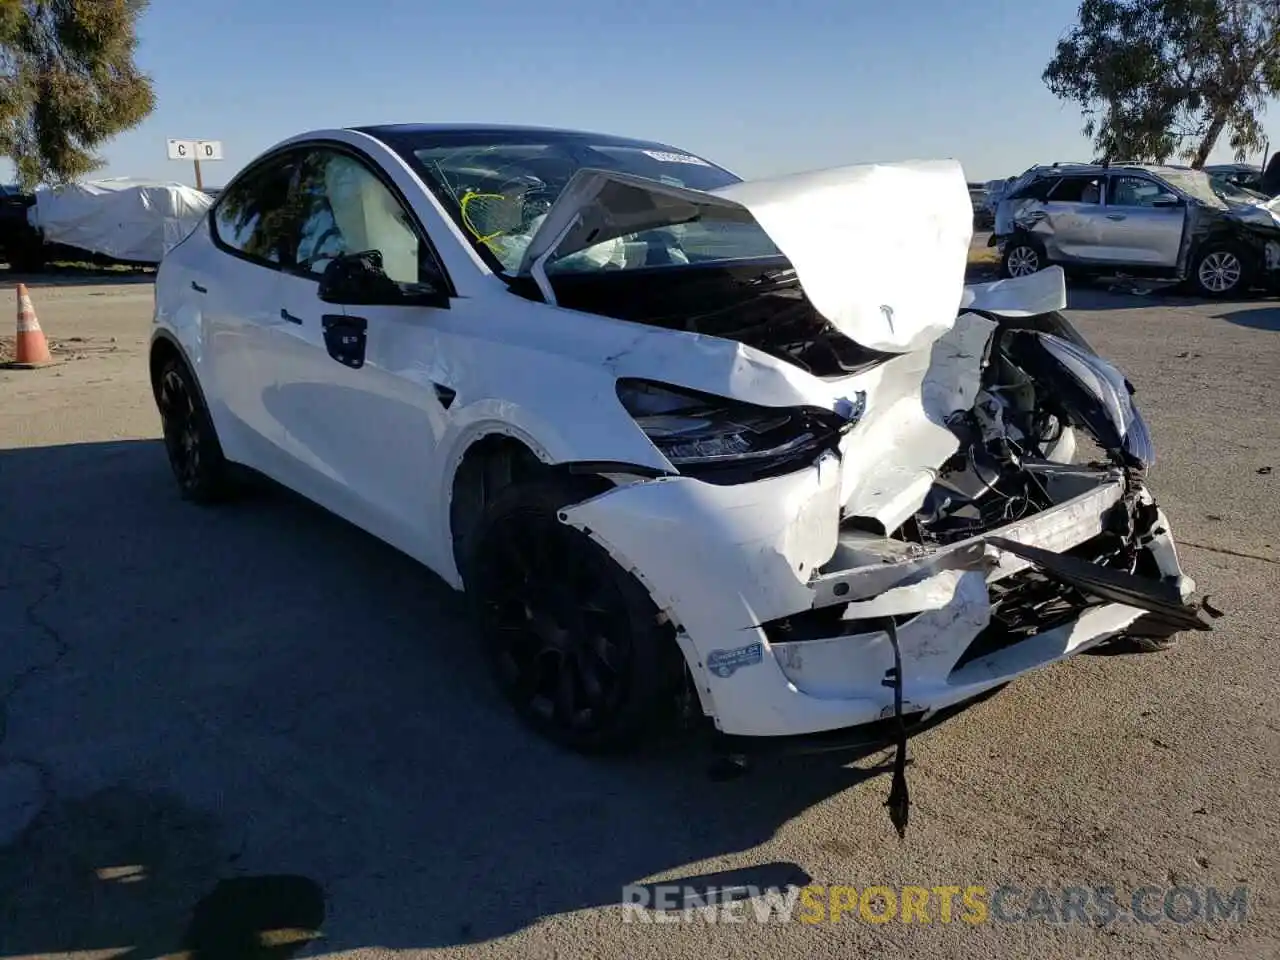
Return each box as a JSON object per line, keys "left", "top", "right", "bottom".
{"left": 390, "top": 131, "right": 776, "bottom": 275}
{"left": 1108, "top": 176, "right": 1170, "bottom": 207}
{"left": 212, "top": 152, "right": 300, "bottom": 265}
{"left": 288, "top": 148, "right": 425, "bottom": 285}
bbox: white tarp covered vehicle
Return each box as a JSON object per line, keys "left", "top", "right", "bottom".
{"left": 149, "top": 125, "right": 1221, "bottom": 836}
{"left": 28, "top": 177, "right": 212, "bottom": 264}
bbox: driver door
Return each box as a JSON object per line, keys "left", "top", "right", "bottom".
{"left": 254, "top": 145, "right": 456, "bottom": 558}
{"left": 1100, "top": 174, "right": 1185, "bottom": 267}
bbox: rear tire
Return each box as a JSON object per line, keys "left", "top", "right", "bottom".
{"left": 462, "top": 477, "right": 684, "bottom": 753}
{"left": 153, "top": 355, "right": 234, "bottom": 504}
{"left": 1000, "top": 237, "right": 1044, "bottom": 279}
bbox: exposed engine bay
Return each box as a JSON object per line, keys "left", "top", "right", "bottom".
{"left": 510, "top": 259, "right": 891, "bottom": 377}
{"left": 552, "top": 261, "right": 1219, "bottom": 837}
{"left": 909, "top": 315, "right": 1139, "bottom": 546}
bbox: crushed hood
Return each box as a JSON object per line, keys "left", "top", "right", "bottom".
{"left": 1221, "top": 191, "right": 1280, "bottom": 230}
{"left": 516, "top": 160, "right": 975, "bottom": 354}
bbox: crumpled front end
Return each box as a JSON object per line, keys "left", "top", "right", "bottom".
{"left": 559, "top": 269, "right": 1216, "bottom": 741}
{"left": 1217, "top": 197, "right": 1280, "bottom": 279}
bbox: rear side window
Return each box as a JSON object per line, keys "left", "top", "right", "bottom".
{"left": 1012, "top": 177, "right": 1059, "bottom": 201}
{"left": 1047, "top": 176, "right": 1103, "bottom": 204}
{"left": 212, "top": 152, "right": 300, "bottom": 267}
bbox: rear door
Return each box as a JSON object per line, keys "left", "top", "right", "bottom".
{"left": 1100, "top": 174, "right": 1185, "bottom": 267}
{"left": 1040, "top": 174, "right": 1108, "bottom": 261}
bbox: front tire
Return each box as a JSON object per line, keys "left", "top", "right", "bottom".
{"left": 1190, "top": 242, "right": 1251, "bottom": 298}
{"left": 1000, "top": 237, "right": 1044, "bottom": 279}
{"left": 463, "top": 477, "right": 684, "bottom": 753}
{"left": 154, "top": 355, "right": 233, "bottom": 504}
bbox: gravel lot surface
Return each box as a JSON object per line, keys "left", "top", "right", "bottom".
{"left": 0, "top": 275, "right": 1276, "bottom": 959}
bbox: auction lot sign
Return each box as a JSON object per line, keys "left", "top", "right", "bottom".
{"left": 621, "top": 883, "right": 1249, "bottom": 926}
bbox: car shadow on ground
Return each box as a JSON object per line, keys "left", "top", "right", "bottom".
{"left": 0, "top": 264, "right": 156, "bottom": 289}
{"left": 1050, "top": 273, "right": 1280, "bottom": 317}
{"left": 0, "top": 438, "right": 988, "bottom": 955}
{"left": 1208, "top": 306, "right": 1280, "bottom": 331}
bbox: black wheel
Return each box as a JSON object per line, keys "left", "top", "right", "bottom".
{"left": 154, "top": 355, "right": 233, "bottom": 504}
{"left": 463, "top": 478, "right": 684, "bottom": 753}
{"left": 1000, "top": 236, "right": 1044, "bottom": 279}
{"left": 1190, "top": 242, "right": 1251, "bottom": 298}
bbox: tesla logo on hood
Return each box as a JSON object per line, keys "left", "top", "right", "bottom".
{"left": 880, "top": 304, "right": 895, "bottom": 333}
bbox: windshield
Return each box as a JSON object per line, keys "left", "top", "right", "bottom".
{"left": 1157, "top": 169, "right": 1227, "bottom": 208}
{"left": 383, "top": 129, "right": 781, "bottom": 275}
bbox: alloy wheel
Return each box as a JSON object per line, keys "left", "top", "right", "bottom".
{"left": 1006, "top": 245, "right": 1040, "bottom": 277}
{"left": 1198, "top": 251, "right": 1242, "bottom": 293}
{"left": 158, "top": 368, "right": 202, "bottom": 491}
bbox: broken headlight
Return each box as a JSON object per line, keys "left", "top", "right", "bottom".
{"left": 616, "top": 378, "right": 856, "bottom": 481}
{"left": 1002, "top": 331, "right": 1155, "bottom": 469}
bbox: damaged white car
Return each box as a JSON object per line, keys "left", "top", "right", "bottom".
{"left": 151, "top": 125, "right": 1218, "bottom": 832}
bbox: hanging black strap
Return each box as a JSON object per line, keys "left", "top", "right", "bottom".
{"left": 881, "top": 617, "right": 910, "bottom": 839}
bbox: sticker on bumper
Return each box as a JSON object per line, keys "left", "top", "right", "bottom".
{"left": 706, "top": 642, "right": 764, "bottom": 678}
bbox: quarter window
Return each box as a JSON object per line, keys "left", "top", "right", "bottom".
{"left": 288, "top": 148, "right": 424, "bottom": 285}
{"left": 212, "top": 152, "right": 300, "bottom": 265}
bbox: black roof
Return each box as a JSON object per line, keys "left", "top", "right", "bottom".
{"left": 351, "top": 122, "right": 683, "bottom": 151}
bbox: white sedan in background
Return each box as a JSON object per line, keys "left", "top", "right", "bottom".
{"left": 151, "top": 122, "right": 1217, "bottom": 834}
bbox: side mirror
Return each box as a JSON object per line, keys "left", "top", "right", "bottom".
{"left": 318, "top": 250, "right": 450, "bottom": 309}
{"left": 1151, "top": 195, "right": 1181, "bottom": 208}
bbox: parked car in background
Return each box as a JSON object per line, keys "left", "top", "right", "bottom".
{"left": 991, "top": 161, "right": 1280, "bottom": 297}
{"left": 968, "top": 183, "right": 994, "bottom": 229}
{"left": 0, "top": 185, "right": 40, "bottom": 270}
{"left": 1205, "top": 163, "right": 1266, "bottom": 196}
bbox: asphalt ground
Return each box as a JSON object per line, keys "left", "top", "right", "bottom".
{"left": 0, "top": 269, "right": 1276, "bottom": 959}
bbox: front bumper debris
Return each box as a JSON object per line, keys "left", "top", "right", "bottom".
{"left": 561, "top": 454, "right": 1219, "bottom": 839}
{"left": 562, "top": 459, "right": 1213, "bottom": 740}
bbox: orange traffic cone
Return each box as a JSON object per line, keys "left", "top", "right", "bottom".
{"left": 12, "top": 283, "right": 51, "bottom": 367}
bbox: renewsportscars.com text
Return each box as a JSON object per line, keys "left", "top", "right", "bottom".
{"left": 621, "top": 883, "right": 1249, "bottom": 926}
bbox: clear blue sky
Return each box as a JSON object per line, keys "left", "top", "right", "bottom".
{"left": 12, "top": 0, "right": 1280, "bottom": 188}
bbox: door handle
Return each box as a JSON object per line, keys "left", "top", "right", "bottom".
{"left": 1106, "top": 213, "right": 1126, "bottom": 220}
{"left": 280, "top": 308, "right": 303, "bottom": 325}
{"left": 191, "top": 280, "right": 207, "bottom": 293}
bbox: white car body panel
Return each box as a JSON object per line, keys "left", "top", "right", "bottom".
{"left": 959, "top": 264, "right": 1069, "bottom": 317}
{"left": 152, "top": 126, "right": 1205, "bottom": 741}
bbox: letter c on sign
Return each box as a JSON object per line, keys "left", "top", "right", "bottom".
{"left": 177, "top": 143, "right": 186, "bottom": 157}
